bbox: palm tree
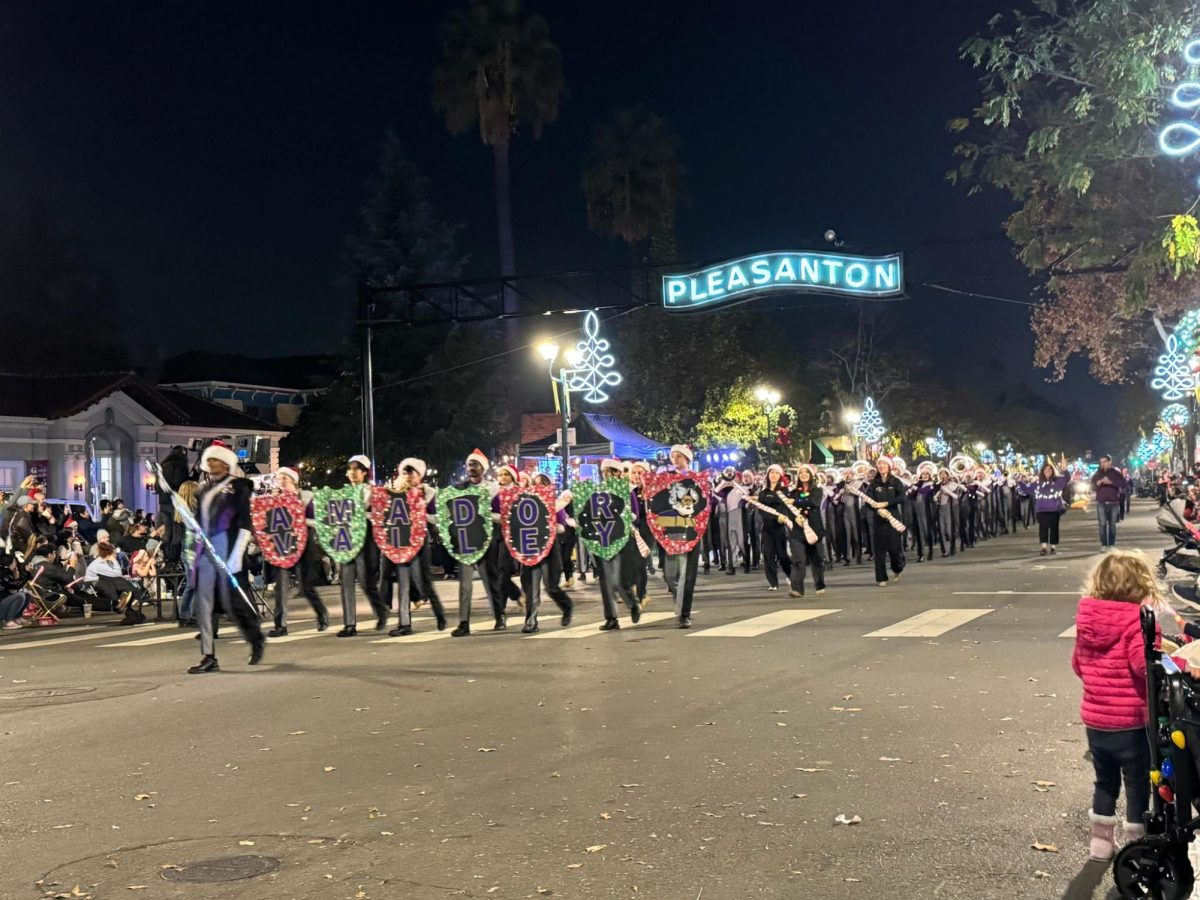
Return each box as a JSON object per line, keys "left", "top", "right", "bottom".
{"left": 582, "top": 106, "right": 683, "bottom": 265}
{"left": 432, "top": 0, "right": 564, "bottom": 316}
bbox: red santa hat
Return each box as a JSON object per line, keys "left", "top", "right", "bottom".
{"left": 276, "top": 467, "right": 300, "bottom": 487}
{"left": 497, "top": 464, "right": 519, "bottom": 483}
{"left": 200, "top": 441, "right": 238, "bottom": 472}
{"left": 466, "top": 449, "right": 489, "bottom": 469}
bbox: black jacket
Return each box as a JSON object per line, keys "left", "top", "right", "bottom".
{"left": 757, "top": 485, "right": 790, "bottom": 531}
{"left": 159, "top": 447, "right": 189, "bottom": 496}
{"left": 785, "top": 485, "right": 825, "bottom": 539}
{"left": 865, "top": 475, "right": 905, "bottom": 521}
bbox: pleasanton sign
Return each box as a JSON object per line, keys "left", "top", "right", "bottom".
{"left": 662, "top": 250, "right": 904, "bottom": 311}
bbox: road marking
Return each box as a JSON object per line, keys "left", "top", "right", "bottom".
{"left": 267, "top": 629, "right": 336, "bottom": 644}
{"left": 951, "top": 591, "right": 1077, "bottom": 596}
{"left": 1059, "top": 625, "right": 1077, "bottom": 638}
{"left": 690, "top": 609, "right": 839, "bottom": 638}
{"left": 101, "top": 631, "right": 205, "bottom": 648}
{"left": 865, "top": 608, "right": 993, "bottom": 638}
{"left": 371, "top": 629, "right": 454, "bottom": 644}
{"left": 529, "top": 611, "right": 675, "bottom": 638}
{"left": 0, "top": 623, "right": 175, "bottom": 650}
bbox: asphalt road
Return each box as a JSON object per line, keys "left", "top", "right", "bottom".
{"left": 0, "top": 501, "right": 1171, "bottom": 899}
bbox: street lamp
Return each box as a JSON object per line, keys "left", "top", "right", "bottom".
{"left": 755, "top": 385, "right": 782, "bottom": 464}
{"left": 536, "top": 341, "right": 574, "bottom": 489}
{"left": 843, "top": 408, "right": 862, "bottom": 458}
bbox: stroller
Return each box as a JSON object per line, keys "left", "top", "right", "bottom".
{"left": 1156, "top": 500, "right": 1200, "bottom": 580}
{"left": 1111, "top": 605, "right": 1200, "bottom": 898}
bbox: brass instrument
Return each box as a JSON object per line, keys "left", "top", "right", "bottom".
{"left": 948, "top": 453, "right": 975, "bottom": 480}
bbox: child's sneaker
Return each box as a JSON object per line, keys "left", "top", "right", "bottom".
{"left": 1089, "top": 810, "right": 1117, "bottom": 860}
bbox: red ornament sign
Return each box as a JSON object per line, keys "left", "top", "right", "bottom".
{"left": 251, "top": 491, "right": 308, "bottom": 569}
{"left": 499, "top": 484, "right": 558, "bottom": 567}
{"left": 642, "top": 470, "right": 712, "bottom": 555}
{"left": 369, "top": 486, "right": 428, "bottom": 565}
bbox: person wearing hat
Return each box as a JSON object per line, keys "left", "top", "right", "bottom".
{"left": 382, "top": 458, "right": 446, "bottom": 637}
{"left": 187, "top": 441, "right": 265, "bottom": 674}
{"left": 490, "top": 464, "right": 524, "bottom": 616}
{"left": 6, "top": 495, "right": 36, "bottom": 557}
{"left": 592, "top": 458, "right": 642, "bottom": 631}
{"left": 627, "top": 461, "right": 655, "bottom": 598}
{"left": 714, "top": 466, "right": 750, "bottom": 576}
{"left": 756, "top": 464, "right": 793, "bottom": 593}
{"left": 784, "top": 464, "right": 826, "bottom": 597}
{"left": 336, "top": 454, "right": 389, "bottom": 637}
{"left": 864, "top": 457, "right": 906, "bottom": 587}
{"left": 524, "top": 471, "right": 574, "bottom": 630}
{"left": 450, "top": 450, "right": 505, "bottom": 637}
{"left": 662, "top": 446, "right": 703, "bottom": 628}
{"left": 266, "top": 467, "right": 330, "bottom": 636}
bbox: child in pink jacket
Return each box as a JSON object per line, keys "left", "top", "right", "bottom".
{"left": 1071, "top": 549, "right": 1156, "bottom": 861}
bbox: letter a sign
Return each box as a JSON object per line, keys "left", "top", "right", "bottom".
{"left": 369, "top": 485, "right": 428, "bottom": 565}
{"left": 499, "top": 484, "right": 557, "bottom": 567}
{"left": 251, "top": 491, "right": 307, "bottom": 569}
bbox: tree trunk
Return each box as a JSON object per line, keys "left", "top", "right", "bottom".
{"left": 492, "top": 141, "right": 517, "bottom": 339}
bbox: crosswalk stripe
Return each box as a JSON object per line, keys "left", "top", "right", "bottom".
{"left": 371, "top": 629, "right": 454, "bottom": 644}
{"left": 100, "top": 631, "right": 204, "bottom": 648}
{"left": 267, "top": 629, "right": 335, "bottom": 644}
{"left": 690, "top": 609, "right": 840, "bottom": 638}
{"left": 864, "top": 608, "right": 993, "bottom": 638}
{"left": 952, "top": 591, "right": 1077, "bottom": 596}
{"left": 529, "top": 611, "right": 676, "bottom": 638}
{"left": 1059, "top": 625, "right": 1077, "bottom": 638}
{"left": 0, "top": 623, "right": 175, "bottom": 650}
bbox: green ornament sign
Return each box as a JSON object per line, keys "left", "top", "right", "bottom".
{"left": 313, "top": 484, "right": 370, "bottom": 564}
{"left": 573, "top": 477, "right": 633, "bottom": 560}
{"left": 435, "top": 483, "right": 495, "bottom": 566}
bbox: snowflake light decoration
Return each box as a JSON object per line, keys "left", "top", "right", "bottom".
{"left": 928, "top": 428, "right": 950, "bottom": 458}
{"left": 1172, "top": 308, "right": 1200, "bottom": 357}
{"left": 852, "top": 397, "right": 885, "bottom": 444}
{"left": 1151, "top": 334, "right": 1198, "bottom": 401}
{"left": 1159, "top": 39, "right": 1200, "bottom": 166}
{"left": 564, "top": 311, "right": 622, "bottom": 404}
{"left": 1002, "top": 444, "right": 1017, "bottom": 468}
{"left": 1135, "top": 437, "right": 1155, "bottom": 461}
{"left": 1151, "top": 427, "right": 1174, "bottom": 456}
{"left": 979, "top": 448, "right": 996, "bottom": 465}
{"left": 1163, "top": 402, "right": 1191, "bottom": 430}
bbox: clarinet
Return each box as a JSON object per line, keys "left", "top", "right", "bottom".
{"left": 845, "top": 485, "right": 907, "bottom": 533}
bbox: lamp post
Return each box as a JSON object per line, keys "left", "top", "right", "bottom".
{"left": 755, "top": 386, "right": 781, "bottom": 466}
{"left": 537, "top": 342, "right": 582, "bottom": 489}
{"left": 843, "top": 407, "right": 861, "bottom": 460}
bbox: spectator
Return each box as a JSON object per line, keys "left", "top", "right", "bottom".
{"left": 119, "top": 521, "right": 151, "bottom": 554}
{"left": 158, "top": 445, "right": 189, "bottom": 565}
{"left": 84, "top": 541, "right": 145, "bottom": 623}
{"left": 1091, "top": 456, "right": 1128, "bottom": 550}
{"left": 75, "top": 506, "right": 100, "bottom": 544}
{"left": 7, "top": 495, "right": 36, "bottom": 556}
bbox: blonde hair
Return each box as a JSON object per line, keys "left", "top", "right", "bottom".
{"left": 175, "top": 481, "right": 199, "bottom": 522}
{"left": 1082, "top": 549, "right": 1159, "bottom": 604}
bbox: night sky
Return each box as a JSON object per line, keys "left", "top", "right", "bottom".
{"left": 0, "top": 1, "right": 1124, "bottom": 445}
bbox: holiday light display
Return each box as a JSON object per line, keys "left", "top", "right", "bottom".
{"left": 1151, "top": 334, "right": 1198, "bottom": 401}
{"left": 1163, "top": 402, "right": 1192, "bottom": 430}
{"left": 852, "top": 397, "right": 886, "bottom": 444}
{"left": 313, "top": 484, "right": 370, "bottom": 565}
{"left": 928, "top": 428, "right": 950, "bottom": 458}
{"left": 564, "top": 310, "right": 622, "bottom": 404}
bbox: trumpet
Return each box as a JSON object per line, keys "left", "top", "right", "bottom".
{"left": 948, "top": 453, "right": 975, "bottom": 479}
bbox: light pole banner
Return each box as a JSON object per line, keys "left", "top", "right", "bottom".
{"left": 662, "top": 251, "right": 904, "bottom": 311}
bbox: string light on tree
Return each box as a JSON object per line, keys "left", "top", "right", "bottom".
{"left": 852, "top": 396, "right": 885, "bottom": 444}
{"left": 927, "top": 428, "right": 950, "bottom": 458}
{"left": 564, "top": 310, "right": 622, "bottom": 404}
{"left": 1151, "top": 334, "right": 1198, "bottom": 401}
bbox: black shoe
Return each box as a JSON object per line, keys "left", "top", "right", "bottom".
{"left": 194, "top": 632, "right": 218, "bottom": 640}
{"left": 631, "top": 602, "right": 642, "bottom": 624}
{"left": 600, "top": 618, "right": 620, "bottom": 631}
{"left": 187, "top": 655, "right": 219, "bottom": 674}
{"left": 435, "top": 616, "right": 447, "bottom": 632}
{"left": 248, "top": 640, "right": 264, "bottom": 666}
{"left": 493, "top": 618, "right": 507, "bottom": 631}
{"left": 451, "top": 622, "right": 470, "bottom": 637}
{"left": 561, "top": 608, "right": 573, "bottom": 627}
{"left": 388, "top": 625, "right": 413, "bottom": 637}
{"left": 267, "top": 626, "right": 288, "bottom": 637}
{"left": 375, "top": 614, "right": 388, "bottom": 632}
{"left": 177, "top": 618, "right": 190, "bottom": 628}
{"left": 1039, "top": 548, "right": 1048, "bottom": 556}
{"left": 521, "top": 622, "right": 539, "bottom": 634}
{"left": 336, "top": 626, "right": 357, "bottom": 637}
{"left": 678, "top": 617, "right": 692, "bottom": 629}
{"left": 316, "top": 613, "right": 330, "bottom": 632}
{"left": 726, "top": 569, "right": 736, "bottom": 576}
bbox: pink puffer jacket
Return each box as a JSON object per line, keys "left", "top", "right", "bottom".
{"left": 1071, "top": 597, "right": 1148, "bottom": 730}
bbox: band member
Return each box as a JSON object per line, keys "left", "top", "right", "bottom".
{"left": 909, "top": 465, "right": 936, "bottom": 563}
{"left": 785, "top": 464, "right": 826, "bottom": 597}
{"left": 626, "top": 462, "right": 652, "bottom": 600}
{"left": 842, "top": 466, "right": 865, "bottom": 565}
{"left": 864, "top": 457, "right": 905, "bottom": 587}
{"left": 823, "top": 471, "right": 845, "bottom": 566}
{"left": 662, "top": 446, "right": 702, "bottom": 629}
{"left": 935, "top": 467, "right": 961, "bottom": 557}
{"left": 618, "top": 461, "right": 649, "bottom": 605}
{"left": 756, "top": 464, "right": 792, "bottom": 592}
{"left": 451, "top": 450, "right": 504, "bottom": 637}
{"left": 596, "top": 458, "right": 642, "bottom": 630}
{"left": 267, "top": 466, "right": 329, "bottom": 636}
{"left": 740, "top": 469, "right": 761, "bottom": 570}
{"left": 714, "top": 467, "right": 749, "bottom": 575}
{"left": 522, "top": 472, "right": 574, "bottom": 631}
{"left": 385, "top": 458, "right": 447, "bottom": 636}
{"left": 188, "top": 442, "right": 265, "bottom": 674}
{"left": 337, "top": 455, "right": 388, "bottom": 637}
{"left": 493, "top": 465, "right": 525, "bottom": 614}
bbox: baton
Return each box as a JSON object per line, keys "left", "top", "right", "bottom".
{"left": 144, "top": 459, "right": 262, "bottom": 620}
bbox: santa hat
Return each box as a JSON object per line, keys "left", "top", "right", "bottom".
{"left": 398, "top": 457, "right": 427, "bottom": 479}
{"left": 497, "top": 464, "right": 519, "bottom": 482}
{"left": 347, "top": 454, "right": 372, "bottom": 473}
{"left": 517, "top": 471, "right": 530, "bottom": 488}
{"left": 600, "top": 458, "right": 623, "bottom": 473}
{"left": 200, "top": 441, "right": 238, "bottom": 473}
{"left": 276, "top": 467, "right": 300, "bottom": 486}
{"left": 63, "top": 516, "right": 77, "bottom": 529}
{"left": 875, "top": 456, "right": 894, "bottom": 469}
{"left": 669, "top": 444, "right": 694, "bottom": 463}
{"left": 631, "top": 461, "right": 651, "bottom": 473}
{"left": 466, "top": 449, "right": 489, "bottom": 469}
{"left": 741, "top": 469, "right": 755, "bottom": 479}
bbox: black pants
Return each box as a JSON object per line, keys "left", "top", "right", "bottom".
{"left": 1087, "top": 726, "right": 1151, "bottom": 820}
{"left": 872, "top": 519, "right": 904, "bottom": 583}
{"left": 559, "top": 528, "right": 578, "bottom": 579}
{"left": 788, "top": 536, "right": 825, "bottom": 593}
{"left": 761, "top": 526, "right": 791, "bottom": 588}
{"left": 1036, "top": 511, "right": 1061, "bottom": 545}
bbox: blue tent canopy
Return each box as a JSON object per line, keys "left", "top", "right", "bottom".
{"left": 581, "top": 413, "right": 670, "bottom": 461}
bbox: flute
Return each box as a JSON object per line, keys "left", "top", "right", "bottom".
{"left": 845, "top": 485, "right": 907, "bottom": 533}
{"left": 777, "top": 494, "right": 821, "bottom": 545}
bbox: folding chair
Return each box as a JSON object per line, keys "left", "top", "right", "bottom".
{"left": 23, "top": 567, "right": 67, "bottom": 626}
